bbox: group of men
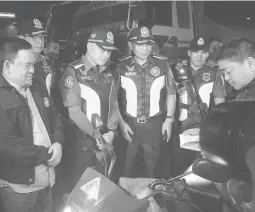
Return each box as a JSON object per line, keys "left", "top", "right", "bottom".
{"left": 1, "top": 16, "right": 255, "bottom": 212}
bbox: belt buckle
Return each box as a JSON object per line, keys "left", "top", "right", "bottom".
{"left": 137, "top": 116, "right": 147, "bottom": 123}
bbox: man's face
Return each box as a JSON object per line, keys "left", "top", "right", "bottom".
{"left": 90, "top": 44, "right": 111, "bottom": 66}
{"left": 218, "top": 59, "right": 254, "bottom": 90}
{"left": 209, "top": 41, "right": 222, "bottom": 54}
{"left": 188, "top": 50, "right": 209, "bottom": 69}
{"left": 45, "top": 42, "right": 59, "bottom": 60}
{"left": 5, "top": 49, "right": 35, "bottom": 87}
{"left": 21, "top": 34, "right": 45, "bottom": 55}
{"left": 132, "top": 43, "right": 152, "bottom": 60}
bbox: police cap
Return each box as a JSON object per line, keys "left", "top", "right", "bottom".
{"left": 18, "top": 19, "right": 46, "bottom": 36}
{"left": 128, "top": 26, "right": 155, "bottom": 44}
{"left": 189, "top": 37, "right": 209, "bottom": 52}
{"left": 88, "top": 27, "right": 117, "bottom": 51}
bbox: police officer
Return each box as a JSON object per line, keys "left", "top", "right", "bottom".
{"left": 116, "top": 26, "right": 177, "bottom": 178}
{"left": 171, "top": 37, "right": 225, "bottom": 175}
{"left": 18, "top": 19, "right": 54, "bottom": 96}
{"left": 59, "top": 27, "right": 119, "bottom": 187}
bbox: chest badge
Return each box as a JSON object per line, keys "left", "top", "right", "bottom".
{"left": 44, "top": 97, "right": 50, "bottom": 107}
{"left": 150, "top": 67, "right": 160, "bottom": 77}
{"left": 203, "top": 73, "right": 211, "bottom": 82}
{"left": 127, "top": 65, "right": 135, "bottom": 72}
{"left": 64, "top": 75, "right": 74, "bottom": 89}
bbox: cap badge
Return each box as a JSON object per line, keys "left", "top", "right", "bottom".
{"left": 33, "top": 19, "right": 42, "bottom": 29}
{"left": 150, "top": 67, "right": 160, "bottom": 77}
{"left": 197, "top": 38, "right": 204, "bottom": 46}
{"left": 140, "top": 27, "right": 150, "bottom": 37}
{"left": 90, "top": 33, "right": 96, "bottom": 39}
{"left": 106, "top": 31, "right": 114, "bottom": 44}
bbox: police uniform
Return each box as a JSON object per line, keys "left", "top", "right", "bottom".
{"left": 170, "top": 38, "right": 225, "bottom": 176}
{"left": 59, "top": 28, "right": 119, "bottom": 186}
{"left": 18, "top": 19, "right": 54, "bottom": 96}
{"left": 116, "top": 27, "right": 177, "bottom": 178}
{"left": 177, "top": 38, "right": 225, "bottom": 133}
{"left": 34, "top": 54, "right": 54, "bottom": 96}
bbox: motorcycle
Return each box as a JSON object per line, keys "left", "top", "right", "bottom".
{"left": 61, "top": 101, "right": 255, "bottom": 212}
{"left": 91, "top": 113, "right": 116, "bottom": 179}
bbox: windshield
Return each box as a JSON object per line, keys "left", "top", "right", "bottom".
{"left": 142, "top": 1, "right": 173, "bottom": 27}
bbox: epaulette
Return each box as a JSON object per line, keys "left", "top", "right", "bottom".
{"left": 40, "top": 54, "right": 48, "bottom": 60}
{"left": 118, "top": 55, "right": 132, "bottom": 62}
{"left": 205, "top": 63, "right": 216, "bottom": 70}
{"left": 152, "top": 54, "right": 168, "bottom": 60}
{"left": 68, "top": 60, "right": 84, "bottom": 69}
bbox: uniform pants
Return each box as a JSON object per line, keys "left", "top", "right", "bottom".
{"left": 1, "top": 186, "right": 52, "bottom": 212}
{"left": 124, "top": 116, "right": 164, "bottom": 178}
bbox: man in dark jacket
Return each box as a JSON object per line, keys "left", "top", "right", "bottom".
{"left": 0, "top": 38, "right": 65, "bottom": 212}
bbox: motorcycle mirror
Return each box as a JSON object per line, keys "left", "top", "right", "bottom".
{"left": 91, "top": 113, "right": 103, "bottom": 129}
{"left": 192, "top": 157, "right": 231, "bottom": 183}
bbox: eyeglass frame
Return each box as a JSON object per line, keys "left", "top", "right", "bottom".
{"left": 24, "top": 34, "right": 46, "bottom": 43}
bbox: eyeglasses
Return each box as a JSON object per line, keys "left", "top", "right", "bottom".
{"left": 25, "top": 34, "right": 45, "bottom": 42}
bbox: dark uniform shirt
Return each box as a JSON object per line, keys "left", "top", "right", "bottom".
{"left": 179, "top": 64, "right": 225, "bottom": 123}
{"left": 33, "top": 54, "right": 54, "bottom": 96}
{"left": 116, "top": 54, "right": 176, "bottom": 118}
{"left": 59, "top": 57, "right": 119, "bottom": 131}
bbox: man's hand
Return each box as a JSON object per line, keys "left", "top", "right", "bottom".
{"left": 47, "top": 142, "right": 62, "bottom": 167}
{"left": 162, "top": 118, "right": 173, "bottom": 142}
{"left": 102, "top": 131, "right": 114, "bottom": 145}
{"left": 182, "top": 128, "right": 200, "bottom": 136}
{"left": 120, "top": 121, "right": 134, "bottom": 142}
{"left": 135, "top": 185, "right": 153, "bottom": 199}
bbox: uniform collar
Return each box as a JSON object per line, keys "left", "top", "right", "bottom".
{"left": 81, "top": 55, "right": 108, "bottom": 73}
{"left": 129, "top": 54, "right": 155, "bottom": 66}
{"left": 190, "top": 64, "right": 207, "bottom": 76}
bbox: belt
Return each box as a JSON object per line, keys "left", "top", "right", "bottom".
{"left": 137, "top": 116, "right": 148, "bottom": 123}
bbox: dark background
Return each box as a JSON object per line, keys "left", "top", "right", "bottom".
{"left": 0, "top": 1, "right": 254, "bottom": 35}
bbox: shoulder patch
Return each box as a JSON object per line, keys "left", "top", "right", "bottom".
{"left": 68, "top": 60, "right": 84, "bottom": 69}
{"left": 64, "top": 75, "right": 74, "bottom": 89}
{"left": 118, "top": 55, "right": 132, "bottom": 62}
{"left": 152, "top": 54, "right": 168, "bottom": 60}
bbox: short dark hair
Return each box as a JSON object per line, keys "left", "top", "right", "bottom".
{"left": 0, "top": 37, "right": 31, "bottom": 71}
{"left": 217, "top": 37, "right": 255, "bottom": 63}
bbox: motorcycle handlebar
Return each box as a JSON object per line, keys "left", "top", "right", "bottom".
{"left": 184, "top": 184, "right": 221, "bottom": 200}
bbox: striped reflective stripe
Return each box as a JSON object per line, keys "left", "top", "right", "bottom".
{"left": 149, "top": 75, "right": 165, "bottom": 116}
{"left": 199, "top": 82, "right": 214, "bottom": 107}
{"left": 120, "top": 75, "right": 137, "bottom": 117}
{"left": 179, "top": 89, "right": 188, "bottom": 121}
{"left": 79, "top": 83, "right": 101, "bottom": 121}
